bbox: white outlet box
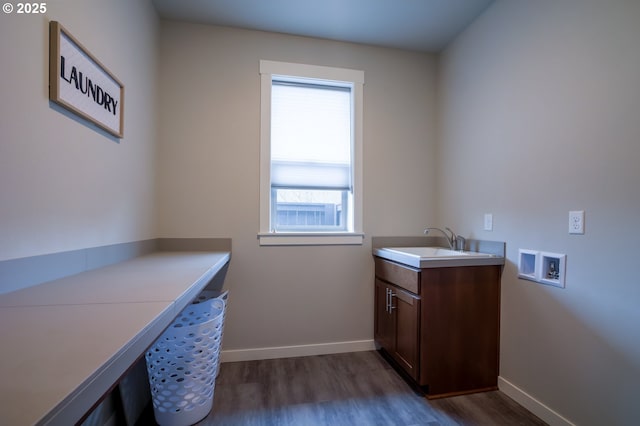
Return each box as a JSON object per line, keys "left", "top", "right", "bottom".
{"left": 484, "top": 213, "right": 493, "bottom": 231}
{"left": 539, "top": 252, "right": 566, "bottom": 288}
{"left": 518, "top": 249, "right": 566, "bottom": 288}
{"left": 569, "top": 210, "right": 585, "bottom": 234}
{"left": 517, "top": 249, "right": 538, "bottom": 281}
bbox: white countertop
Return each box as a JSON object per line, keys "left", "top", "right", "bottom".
{"left": 0, "top": 251, "right": 230, "bottom": 425}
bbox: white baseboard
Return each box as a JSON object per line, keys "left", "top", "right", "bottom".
{"left": 498, "top": 376, "right": 575, "bottom": 426}
{"left": 220, "top": 339, "right": 376, "bottom": 363}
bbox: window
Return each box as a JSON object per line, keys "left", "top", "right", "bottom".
{"left": 271, "top": 80, "right": 351, "bottom": 232}
{"left": 259, "top": 60, "right": 364, "bottom": 245}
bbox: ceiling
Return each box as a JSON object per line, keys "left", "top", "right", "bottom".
{"left": 151, "top": 0, "right": 495, "bottom": 53}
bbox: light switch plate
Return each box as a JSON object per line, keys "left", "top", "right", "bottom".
{"left": 569, "top": 210, "right": 584, "bottom": 234}
{"left": 484, "top": 213, "right": 493, "bottom": 231}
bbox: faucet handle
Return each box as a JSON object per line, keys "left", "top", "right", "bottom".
{"left": 445, "top": 227, "right": 457, "bottom": 239}
{"left": 455, "top": 235, "right": 466, "bottom": 251}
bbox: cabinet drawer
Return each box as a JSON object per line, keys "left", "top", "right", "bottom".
{"left": 374, "top": 257, "right": 420, "bottom": 294}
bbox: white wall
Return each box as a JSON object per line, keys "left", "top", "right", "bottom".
{"left": 156, "top": 22, "right": 438, "bottom": 356}
{"left": 0, "top": 0, "right": 159, "bottom": 261}
{"left": 438, "top": 1, "right": 640, "bottom": 424}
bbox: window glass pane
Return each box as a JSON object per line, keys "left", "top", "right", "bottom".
{"left": 273, "top": 189, "right": 347, "bottom": 231}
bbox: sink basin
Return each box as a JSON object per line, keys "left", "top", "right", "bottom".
{"left": 373, "top": 246, "right": 503, "bottom": 268}
{"left": 382, "top": 247, "right": 493, "bottom": 259}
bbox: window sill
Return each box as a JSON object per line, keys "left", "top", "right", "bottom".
{"left": 258, "top": 232, "right": 365, "bottom": 246}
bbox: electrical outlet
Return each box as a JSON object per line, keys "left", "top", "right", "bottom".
{"left": 569, "top": 210, "right": 584, "bottom": 234}
{"left": 484, "top": 213, "right": 493, "bottom": 231}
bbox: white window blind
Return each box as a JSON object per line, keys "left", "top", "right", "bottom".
{"left": 270, "top": 80, "right": 352, "bottom": 191}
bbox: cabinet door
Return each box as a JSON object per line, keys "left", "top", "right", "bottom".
{"left": 390, "top": 286, "right": 420, "bottom": 381}
{"left": 374, "top": 278, "right": 394, "bottom": 351}
{"left": 419, "top": 265, "right": 501, "bottom": 395}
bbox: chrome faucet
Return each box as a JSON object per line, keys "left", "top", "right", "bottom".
{"left": 423, "top": 227, "right": 465, "bottom": 251}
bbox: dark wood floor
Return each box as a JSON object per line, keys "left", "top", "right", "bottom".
{"left": 141, "top": 351, "right": 547, "bottom": 425}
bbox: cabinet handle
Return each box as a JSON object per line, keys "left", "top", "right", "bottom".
{"left": 389, "top": 291, "right": 397, "bottom": 311}
{"left": 385, "top": 288, "right": 390, "bottom": 313}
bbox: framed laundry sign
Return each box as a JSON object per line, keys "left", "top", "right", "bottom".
{"left": 49, "top": 21, "right": 124, "bottom": 138}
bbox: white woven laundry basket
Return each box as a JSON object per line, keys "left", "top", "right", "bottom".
{"left": 192, "top": 290, "right": 228, "bottom": 377}
{"left": 145, "top": 291, "right": 227, "bottom": 426}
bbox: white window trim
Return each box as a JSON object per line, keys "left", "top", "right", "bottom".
{"left": 259, "top": 60, "right": 364, "bottom": 246}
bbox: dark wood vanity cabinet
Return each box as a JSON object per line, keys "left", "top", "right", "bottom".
{"left": 374, "top": 257, "right": 501, "bottom": 398}
{"left": 374, "top": 278, "right": 420, "bottom": 380}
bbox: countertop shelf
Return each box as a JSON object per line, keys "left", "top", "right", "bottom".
{"left": 0, "top": 250, "right": 230, "bottom": 425}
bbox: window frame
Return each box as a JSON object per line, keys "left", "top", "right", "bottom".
{"left": 258, "top": 60, "right": 364, "bottom": 246}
